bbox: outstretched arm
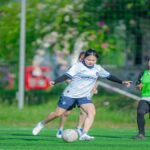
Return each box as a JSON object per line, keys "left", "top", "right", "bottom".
{"left": 136, "top": 71, "right": 144, "bottom": 90}
{"left": 106, "top": 75, "right": 132, "bottom": 87}
{"left": 136, "top": 71, "right": 144, "bottom": 85}
{"left": 106, "top": 75, "right": 122, "bottom": 84}
{"left": 50, "top": 74, "right": 72, "bottom": 86}
{"left": 97, "top": 65, "right": 131, "bottom": 87}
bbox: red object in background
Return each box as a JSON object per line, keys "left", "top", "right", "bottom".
{"left": 25, "top": 66, "right": 51, "bottom": 90}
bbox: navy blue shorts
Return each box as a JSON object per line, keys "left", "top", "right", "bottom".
{"left": 57, "top": 95, "right": 92, "bottom": 110}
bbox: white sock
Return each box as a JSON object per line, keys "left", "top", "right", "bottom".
{"left": 77, "top": 127, "right": 83, "bottom": 131}
{"left": 59, "top": 127, "right": 63, "bottom": 131}
{"left": 40, "top": 121, "right": 45, "bottom": 126}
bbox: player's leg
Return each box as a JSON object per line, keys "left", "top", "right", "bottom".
{"left": 59, "top": 110, "right": 71, "bottom": 129}
{"left": 134, "top": 100, "right": 149, "bottom": 139}
{"left": 76, "top": 108, "right": 87, "bottom": 136}
{"left": 79, "top": 103, "right": 96, "bottom": 140}
{"left": 76, "top": 97, "right": 96, "bottom": 141}
{"left": 32, "top": 106, "right": 66, "bottom": 136}
{"left": 32, "top": 95, "right": 74, "bottom": 136}
{"left": 80, "top": 103, "right": 95, "bottom": 133}
{"left": 56, "top": 110, "right": 71, "bottom": 138}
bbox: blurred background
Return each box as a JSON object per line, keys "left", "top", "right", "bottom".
{"left": 0, "top": 0, "right": 150, "bottom": 128}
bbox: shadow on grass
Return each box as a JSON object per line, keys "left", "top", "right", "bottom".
{"left": 93, "top": 134, "right": 133, "bottom": 140}
{"left": 0, "top": 133, "right": 59, "bottom": 142}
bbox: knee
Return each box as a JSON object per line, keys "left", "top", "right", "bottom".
{"left": 80, "top": 110, "right": 86, "bottom": 115}
{"left": 87, "top": 110, "right": 96, "bottom": 117}
{"left": 93, "top": 110, "right": 96, "bottom": 117}
{"left": 64, "top": 111, "right": 71, "bottom": 117}
{"left": 90, "top": 109, "right": 96, "bottom": 116}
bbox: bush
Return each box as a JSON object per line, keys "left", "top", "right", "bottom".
{"left": 0, "top": 84, "right": 66, "bottom": 105}
{"left": 94, "top": 88, "right": 137, "bottom": 112}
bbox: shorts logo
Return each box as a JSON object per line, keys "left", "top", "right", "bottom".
{"left": 62, "top": 101, "right": 66, "bottom": 105}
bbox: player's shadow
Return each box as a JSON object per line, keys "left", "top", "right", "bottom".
{"left": 0, "top": 137, "right": 49, "bottom": 141}
{"left": 94, "top": 134, "right": 131, "bottom": 139}
{"left": 0, "top": 133, "right": 57, "bottom": 142}
{"left": 11, "top": 133, "right": 34, "bottom": 137}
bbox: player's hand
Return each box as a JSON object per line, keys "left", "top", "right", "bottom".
{"left": 49, "top": 81, "right": 55, "bottom": 87}
{"left": 92, "top": 88, "right": 98, "bottom": 94}
{"left": 122, "top": 81, "right": 132, "bottom": 87}
{"left": 136, "top": 83, "right": 143, "bottom": 90}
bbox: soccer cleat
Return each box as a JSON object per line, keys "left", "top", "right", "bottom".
{"left": 32, "top": 121, "right": 44, "bottom": 136}
{"left": 79, "top": 133, "right": 95, "bottom": 141}
{"left": 56, "top": 129, "right": 63, "bottom": 138}
{"left": 76, "top": 128, "right": 83, "bottom": 137}
{"left": 133, "top": 134, "right": 145, "bottom": 140}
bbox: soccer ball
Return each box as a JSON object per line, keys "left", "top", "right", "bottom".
{"left": 62, "top": 129, "right": 78, "bottom": 142}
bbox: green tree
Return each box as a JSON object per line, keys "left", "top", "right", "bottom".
{"left": 0, "top": 0, "right": 149, "bottom": 66}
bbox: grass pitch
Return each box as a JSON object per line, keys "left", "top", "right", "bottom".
{"left": 0, "top": 127, "right": 150, "bottom": 150}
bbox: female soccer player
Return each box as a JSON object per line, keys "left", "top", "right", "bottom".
{"left": 134, "top": 58, "right": 150, "bottom": 139}
{"left": 56, "top": 51, "right": 98, "bottom": 139}
{"left": 32, "top": 49, "right": 131, "bottom": 141}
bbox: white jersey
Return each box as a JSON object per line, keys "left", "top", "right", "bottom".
{"left": 63, "top": 62, "right": 110, "bottom": 98}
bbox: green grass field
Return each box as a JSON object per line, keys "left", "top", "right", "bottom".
{"left": 1, "top": 93, "right": 150, "bottom": 150}
{"left": 0, "top": 127, "right": 150, "bottom": 150}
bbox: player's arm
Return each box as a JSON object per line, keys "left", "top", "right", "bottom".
{"left": 136, "top": 71, "right": 144, "bottom": 85}
{"left": 106, "top": 75, "right": 132, "bottom": 87}
{"left": 97, "top": 66, "right": 131, "bottom": 87}
{"left": 92, "top": 85, "right": 98, "bottom": 94}
{"left": 136, "top": 71, "right": 144, "bottom": 90}
{"left": 50, "top": 63, "right": 79, "bottom": 86}
{"left": 106, "top": 75, "right": 122, "bottom": 84}
{"left": 49, "top": 74, "right": 72, "bottom": 86}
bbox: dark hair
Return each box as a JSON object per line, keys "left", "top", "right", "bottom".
{"left": 84, "top": 49, "right": 99, "bottom": 59}
{"left": 78, "top": 51, "right": 85, "bottom": 60}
